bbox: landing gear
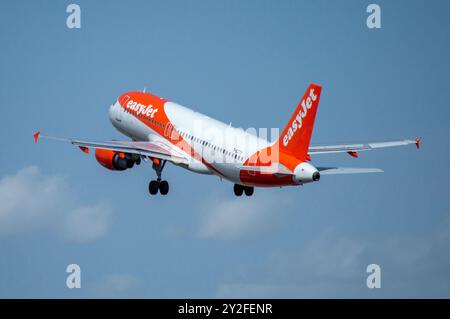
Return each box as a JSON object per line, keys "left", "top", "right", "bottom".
{"left": 159, "top": 180, "right": 169, "bottom": 195}
{"left": 234, "top": 184, "right": 243, "bottom": 196}
{"left": 244, "top": 186, "right": 254, "bottom": 196}
{"left": 148, "top": 159, "right": 170, "bottom": 196}
{"left": 149, "top": 180, "right": 159, "bottom": 195}
{"left": 234, "top": 184, "right": 254, "bottom": 197}
{"left": 148, "top": 179, "right": 169, "bottom": 195}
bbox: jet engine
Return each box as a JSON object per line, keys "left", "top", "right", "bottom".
{"left": 95, "top": 149, "right": 141, "bottom": 171}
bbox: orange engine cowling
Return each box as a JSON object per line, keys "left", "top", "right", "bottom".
{"left": 95, "top": 149, "right": 140, "bottom": 171}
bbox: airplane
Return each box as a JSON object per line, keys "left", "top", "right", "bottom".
{"left": 33, "top": 83, "right": 420, "bottom": 197}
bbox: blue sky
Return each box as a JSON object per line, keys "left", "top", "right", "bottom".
{"left": 0, "top": 0, "right": 449, "bottom": 298}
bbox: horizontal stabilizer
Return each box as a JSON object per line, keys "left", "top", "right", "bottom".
{"left": 309, "top": 138, "right": 421, "bottom": 154}
{"left": 318, "top": 167, "right": 383, "bottom": 175}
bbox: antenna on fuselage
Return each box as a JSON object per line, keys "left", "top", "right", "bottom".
{"left": 143, "top": 87, "right": 146, "bottom": 93}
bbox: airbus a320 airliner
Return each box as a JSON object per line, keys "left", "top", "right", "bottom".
{"left": 34, "top": 84, "right": 420, "bottom": 196}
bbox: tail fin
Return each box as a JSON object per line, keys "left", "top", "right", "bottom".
{"left": 276, "top": 83, "right": 322, "bottom": 161}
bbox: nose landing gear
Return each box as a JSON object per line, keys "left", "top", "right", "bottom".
{"left": 148, "top": 159, "right": 170, "bottom": 196}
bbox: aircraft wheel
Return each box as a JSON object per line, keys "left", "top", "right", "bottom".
{"left": 244, "top": 186, "right": 254, "bottom": 196}
{"left": 149, "top": 180, "right": 159, "bottom": 195}
{"left": 233, "top": 184, "right": 244, "bottom": 196}
{"left": 159, "top": 180, "right": 169, "bottom": 195}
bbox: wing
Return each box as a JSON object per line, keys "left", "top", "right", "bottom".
{"left": 309, "top": 138, "right": 420, "bottom": 156}
{"left": 33, "top": 131, "right": 189, "bottom": 164}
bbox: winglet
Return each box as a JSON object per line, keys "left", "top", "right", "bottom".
{"left": 415, "top": 137, "right": 421, "bottom": 149}
{"left": 33, "top": 131, "right": 40, "bottom": 143}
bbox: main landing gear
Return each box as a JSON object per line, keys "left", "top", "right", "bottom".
{"left": 233, "top": 184, "right": 254, "bottom": 197}
{"left": 148, "top": 159, "right": 169, "bottom": 196}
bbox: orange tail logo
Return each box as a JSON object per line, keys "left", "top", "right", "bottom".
{"left": 275, "top": 83, "right": 322, "bottom": 162}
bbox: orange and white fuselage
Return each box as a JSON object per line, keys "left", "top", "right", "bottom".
{"left": 109, "top": 91, "right": 306, "bottom": 187}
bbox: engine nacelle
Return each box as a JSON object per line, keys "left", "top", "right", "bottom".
{"left": 95, "top": 149, "right": 140, "bottom": 171}
{"left": 293, "top": 162, "right": 320, "bottom": 184}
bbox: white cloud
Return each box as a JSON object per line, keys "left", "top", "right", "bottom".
{"left": 0, "top": 166, "right": 64, "bottom": 235}
{"left": 292, "top": 236, "right": 365, "bottom": 278}
{"left": 62, "top": 203, "right": 111, "bottom": 243}
{"left": 91, "top": 274, "right": 140, "bottom": 298}
{"left": 216, "top": 232, "right": 366, "bottom": 298}
{"left": 216, "top": 217, "right": 450, "bottom": 298}
{"left": 196, "top": 192, "right": 292, "bottom": 240}
{"left": 0, "top": 166, "right": 112, "bottom": 242}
